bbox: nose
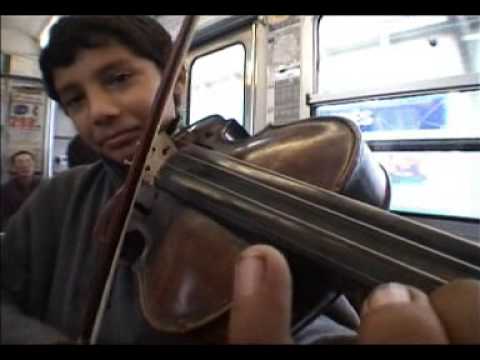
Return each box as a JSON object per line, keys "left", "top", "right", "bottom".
{"left": 88, "top": 89, "right": 121, "bottom": 126}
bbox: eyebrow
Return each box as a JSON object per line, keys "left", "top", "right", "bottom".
{"left": 57, "top": 58, "right": 134, "bottom": 99}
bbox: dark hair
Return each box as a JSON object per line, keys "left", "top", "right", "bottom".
{"left": 67, "top": 135, "right": 100, "bottom": 167}
{"left": 10, "top": 150, "right": 34, "bottom": 164}
{"left": 39, "top": 16, "right": 173, "bottom": 103}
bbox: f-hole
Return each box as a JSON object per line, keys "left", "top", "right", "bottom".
{"left": 121, "top": 230, "right": 146, "bottom": 265}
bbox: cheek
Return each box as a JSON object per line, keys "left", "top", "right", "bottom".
{"left": 132, "top": 83, "right": 175, "bottom": 124}
{"left": 128, "top": 97, "right": 154, "bottom": 126}
{"left": 143, "top": 98, "right": 177, "bottom": 127}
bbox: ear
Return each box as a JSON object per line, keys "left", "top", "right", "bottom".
{"left": 173, "top": 64, "right": 187, "bottom": 107}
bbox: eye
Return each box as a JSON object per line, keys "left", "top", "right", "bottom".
{"left": 64, "top": 94, "right": 85, "bottom": 113}
{"left": 105, "top": 72, "right": 132, "bottom": 87}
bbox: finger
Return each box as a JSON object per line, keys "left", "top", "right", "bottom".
{"left": 228, "top": 245, "right": 293, "bottom": 344}
{"left": 429, "top": 279, "right": 480, "bottom": 344}
{"left": 358, "top": 283, "right": 449, "bottom": 344}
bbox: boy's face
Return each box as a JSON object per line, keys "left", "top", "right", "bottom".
{"left": 53, "top": 44, "right": 178, "bottom": 164}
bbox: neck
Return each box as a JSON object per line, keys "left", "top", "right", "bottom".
{"left": 16, "top": 175, "right": 33, "bottom": 187}
{"left": 101, "top": 157, "right": 129, "bottom": 187}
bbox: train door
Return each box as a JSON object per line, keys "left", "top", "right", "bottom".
{"left": 183, "top": 16, "right": 316, "bottom": 137}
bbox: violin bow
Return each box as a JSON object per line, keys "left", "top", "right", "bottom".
{"left": 81, "top": 15, "right": 199, "bottom": 344}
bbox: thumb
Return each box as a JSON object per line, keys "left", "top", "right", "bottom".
{"left": 358, "top": 283, "right": 449, "bottom": 344}
{"left": 228, "top": 245, "right": 294, "bottom": 344}
{"left": 428, "top": 279, "right": 480, "bottom": 344}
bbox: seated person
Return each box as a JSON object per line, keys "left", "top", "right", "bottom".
{"left": 0, "top": 150, "right": 41, "bottom": 231}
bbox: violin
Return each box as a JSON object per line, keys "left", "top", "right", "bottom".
{"left": 80, "top": 16, "right": 480, "bottom": 344}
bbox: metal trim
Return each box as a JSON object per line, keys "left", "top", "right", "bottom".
{"left": 251, "top": 18, "right": 268, "bottom": 134}
{"left": 309, "top": 74, "right": 480, "bottom": 105}
{"left": 395, "top": 210, "right": 480, "bottom": 225}
{"left": 191, "top": 16, "right": 258, "bottom": 49}
{"left": 45, "top": 100, "right": 56, "bottom": 177}
{"left": 312, "top": 15, "right": 322, "bottom": 95}
{"left": 298, "top": 16, "right": 315, "bottom": 120}
{"left": 367, "top": 138, "right": 480, "bottom": 152}
{"left": 248, "top": 22, "right": 256, "bottom": 135}
{"left": 0, "top": 73, "right": 43, "bottom": 83}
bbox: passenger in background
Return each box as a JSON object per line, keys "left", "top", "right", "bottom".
{"left": 0, "top": 150, "right": 41, "bottom": 231}
{"left": 67, "top": 134, "right": 100, "bottom": 167}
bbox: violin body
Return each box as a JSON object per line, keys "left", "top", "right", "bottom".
{"left": 176, "top": 115, "right": 390, "bottom": 208}
{"left": 120, "top": 115, "right": 392, "bottom": 342}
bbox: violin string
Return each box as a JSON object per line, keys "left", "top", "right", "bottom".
{"left": 176, "top": 148, "right": 480, "bottom": 268}
{"left": 188, "top": 145, "right": 478, "bottom": 248}
{"left": 160, "top": 150, "right": 480, "bottom": 283}
{"left": 162, "top": 159, "right": 449, "bottom": 287}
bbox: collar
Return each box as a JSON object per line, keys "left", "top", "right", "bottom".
{"left": 101, "top": 156, "right": 129, "bottom": 189}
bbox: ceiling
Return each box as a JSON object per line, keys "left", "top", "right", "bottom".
{"left": 1, "top": 15, "right": 53, "bottom": 41}
{"left": 1, "top": 15, "right": 233, "bottom": 44}
{"left": 0, "top": 15, "right": 236, "bottom": 78}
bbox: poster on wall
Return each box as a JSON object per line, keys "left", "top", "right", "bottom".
{"left": 5, "top": 85, "right": 46, "bottom": 174}
{"left": 265, "top": 17, "right": 302, "bottom": 126}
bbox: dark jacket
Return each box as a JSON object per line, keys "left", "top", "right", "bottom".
{"left": 0, "top": 175, "right": 42, "bottom": 231}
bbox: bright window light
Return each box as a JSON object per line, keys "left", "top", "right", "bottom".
{"left": 39, "top": 16, "right": 61, "bottom": 48}
{"left": 462, "top": 33, "right": 480, "bottom": 42}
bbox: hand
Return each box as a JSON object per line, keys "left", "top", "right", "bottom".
{"left": 358, "top": 279, "right": 479, "bottom": 344}
{"left": 228, "top": 245, "right": 293, "bottom": 344}
{"left": 228, "top": 245, "right": 480, "bottom": 344}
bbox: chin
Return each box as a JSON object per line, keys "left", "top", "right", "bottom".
{"left": 109, "top": 149, "right": 136, "bottom": 165}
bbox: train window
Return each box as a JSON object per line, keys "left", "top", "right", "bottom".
{"left": 372, "top": 151, "right": 480, "bottom": 218}
{"left": 316, "top": 91, "right": 480, "bottom": 141}
{"left": 316, "top": 16, "right": 479, "bottom": 99}
{"left": 314, "top": 16, "right": 480, "bottom": 219}
{"left": 188, "top": 43, "right": 246, "bottom": 125}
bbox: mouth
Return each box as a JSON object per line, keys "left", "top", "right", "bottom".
{"left": 101, "top": 128, "right": 142, "bottom": 150}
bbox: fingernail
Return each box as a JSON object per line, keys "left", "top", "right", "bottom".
{"left": 362, "top": 283, "right": 411, "bottom": 316}
{"left": 235, "top": 254, "right": 265, "bottom": 297}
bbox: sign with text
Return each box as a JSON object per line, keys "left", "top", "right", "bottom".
{"left": 6, "top": 85, "right": 46, "bottom": 173}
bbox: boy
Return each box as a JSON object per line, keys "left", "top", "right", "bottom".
{"left": 3, "top": 15, "right": 353, "bottom": 344}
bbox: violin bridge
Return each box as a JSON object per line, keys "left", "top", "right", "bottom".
{"left": 142, "top": 131, "right": 178, "bottom": 186}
